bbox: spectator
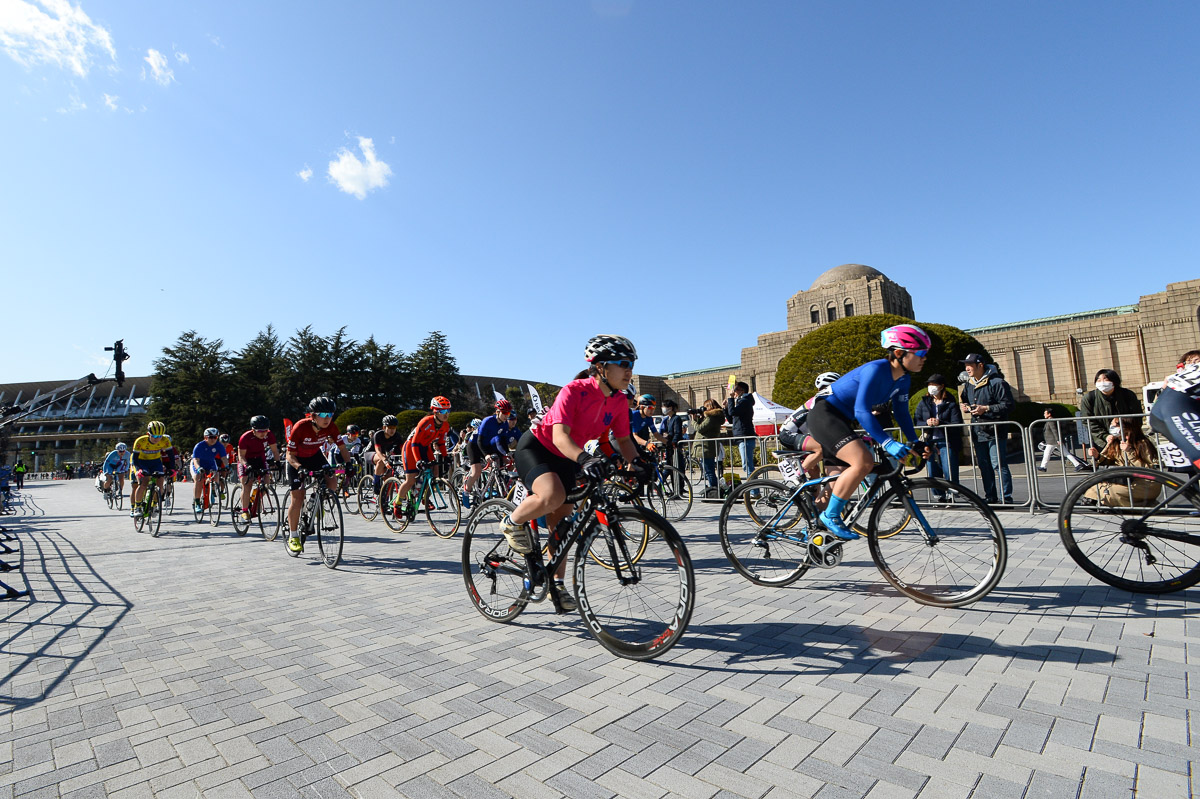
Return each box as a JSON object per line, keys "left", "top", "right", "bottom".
{"left": 13, "top": 460, "right": 25, "bottom": 489}
{"left": 958, "top": 353, "right": 1016, "bottom": 504}
{"left": 690, "top": 399, "right": 725, "bottom": 496}
{"left": 725, "top": 381, "right": 757, "bottom": 483}
{"left": 658, "top": 399, "right": 686, "bottom": 481}
{"left": 914, "top": 374, "right": 963, "bottom": 498}
{"left": 1083, "top": 417, "right": 1161, "bottom": 506}
{"left": 1080, "top": 369, "right": 1143, "bottom": 460}
{"left": 1037, "top": 408, "right": 1088, "bottom": 472}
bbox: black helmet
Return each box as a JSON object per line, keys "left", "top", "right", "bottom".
{"left": 251, "top": 415, "right": 270, "bottom": 430}
{"left": 584, "top": 334, "right": 637, "bottom": 364}
{"left": 219, "top": 433, "right": 231, "bottom": 443}
{"left": 308, "top": 396, "right": 336, "bottom": 415}
{"left": 347, "top": 424, "right": 361, "bottom": 434}
{"left": 382, "top": 415, "right": 398, "bottom": 427}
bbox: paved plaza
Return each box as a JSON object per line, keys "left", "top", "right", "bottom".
{"left": 0, "top": 480, "right": 1196, "bottom": 799}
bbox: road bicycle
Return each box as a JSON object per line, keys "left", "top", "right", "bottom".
{"left": 462, "top": 463, "right": 695, "bottom": 661}
{"left": 379, "top": 460, "right": 460, "bottom": 537}
{"left": 1057, "top": 464, "right": 1200, "bottom": 593}
{"left": 281, "top": 467, "right": 344, "bottom": 568}
{"left": 161, "top": 471, "right": 177, "bottom": 516}
{"left": 719, "top": 441, "right": 1007, "bottom": 607}
{"left": 339, "top": 456, "right": 364, "bottom": 514}
{"left": 232, "top": 467, "right": 282, "bottom": 540}
{"left": 131, "top": 475, "right": 163, "bottom": 537}
{"left": 452, "top": 454, "right": 518, "bottom": 511}
{"left": 191, "top": 468, "right": 225, "bottom": 527}
{"left": 357, "top": 455, "right": 400, "bottom": 521}
{"left": 99, "top": 473, "right": 126, "bottom": 511}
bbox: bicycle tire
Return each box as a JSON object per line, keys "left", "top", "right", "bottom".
{"left": 115, "top": 486, "right": 124, "bottom": 511}
{"left": 575, "top": 504, "right": 695, "bottom": 661}
{"left": 162, "top": 482, "right": 174, "bottom": 516}
{"left": 316, "top": 492, "right": 344, "bottom": 569}
{"left": 210, "top": 481, "right": 223, "bottom": 528}
{"left": 867, "top": 477, "right": 1006, "bottom": 608}
{"left": 425, "top": 478, "right": 461, "bottom": 538}
{"left": 261, "top": 487, "right": 281, "bottom": 541}
{"left": 132, "top": 494, "right": 146, "bottom": 532}
{"left": 658, "top": 465, "right": 693, "bottom": 522}
{"left": 192, "top": 482, "right": 206, "bottom": 523}
{"left": 230, "top": 487, "right": 249, "bottom": 536}
{"left": 379, "top": 477, "right": 410, "bottom": 533}
{"left": 719, "top": 479, "right": 811, "bottom": 586}
{"left": 1058, "top": 467, "right": 1200, "bottom": 594}
{"left": 357, "top": 475, "right": 379, "bottom": 521}
{"left": 105, "top": 488, "right": 114, "bottom": 510}
{"left": 462, "top": 498, "right": 529, "bottom": 623}
{"left": 146, "top": 486, "right": 163, "bottom": 538}
{"left": 584, "top": 509, "right": 650, "bottom": 570}
{"left": 748, "top": 464, "right": 783, "bottom": 482}
{"left": 345, "top": 473, "right": 362, "bottom": 515}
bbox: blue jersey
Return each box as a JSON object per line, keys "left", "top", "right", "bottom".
{"left": 475, "top": 415, "right": 509, "bottom": 457}
{"left": 191, "top": 441, "right": 227, "bottom": 471}
{"left": 825, "top": 359, "right": 919, "bottom": 444}
{"left": 629, "top": 410, "right": 655, "bottom": 441}
{"left": 103, "top": 450, "right": 129, "bottom": 473}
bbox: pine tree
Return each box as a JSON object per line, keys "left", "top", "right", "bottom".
{"left": 144, "top": 332, "right": 239, "bottom": 447}
{"left": 407, "top": 331, "right": 467, "bottom": 409}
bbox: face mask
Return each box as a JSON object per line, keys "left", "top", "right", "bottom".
{"left": 928, "top": 386, "right": 942, "bottom": 396}
{"left": 1096, "top": 381, "right": 1114, "bottom": 393}
{"left": 1109, "top": 425, "right": 1122, "bottom": 437}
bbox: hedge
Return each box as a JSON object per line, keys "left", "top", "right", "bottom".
{"left": 335, "top": 406, "right": 388, "bottom": 433}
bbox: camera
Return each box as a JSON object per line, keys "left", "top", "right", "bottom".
{"left": 687, "top": 408, "right": 704, "bottom": 418}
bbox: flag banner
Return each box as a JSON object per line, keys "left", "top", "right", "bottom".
{"left": 527, "top": 384, "right": 543, "bottom": 413}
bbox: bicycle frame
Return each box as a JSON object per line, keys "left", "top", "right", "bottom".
{"left": 1095, "top": 469, "right": 1200, "bottom": 547}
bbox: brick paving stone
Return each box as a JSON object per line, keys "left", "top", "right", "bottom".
{"left": 5, "top": 484, "right": 1197, "bottom": 799}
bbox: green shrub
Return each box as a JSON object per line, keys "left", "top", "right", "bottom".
{"left": 395, "top": 409, "right": 428, "bottom": 440}
{"left": 774, "top": 314, "right": 994, "bottom": 410}
{"left": 336, "top": 406, "right": 388, "bottom": 433}
{"left": 447, "top": 411, "right": 478, "bottom": 433}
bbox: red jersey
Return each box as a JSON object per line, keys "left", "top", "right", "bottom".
{"left": 287, "top": 418, "right": 341, "bottom": 458}
{"left": 405, "top": 414, "right": 450, "bottom": 456}
{"left": 238, "top": 429, "right": 277, "bottom": 462}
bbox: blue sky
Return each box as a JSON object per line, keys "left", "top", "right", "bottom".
{"left": 3, "top": 1, "right": 1197, "bottom": 386}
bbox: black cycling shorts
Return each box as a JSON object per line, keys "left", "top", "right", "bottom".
{"left": 806, "top": 399, "right": 863, "bottom": 467}
{"left": 1150, "top": 387, "right": 1200, "bottom": 467}
{"left": 286, "top": 453, "right": 331, "bottom": 491}
{"left": 465, "top": 439, "right": 486, "bottom": 466}
{"left": 514, "top": 430, "right": 578, "bottom": 493}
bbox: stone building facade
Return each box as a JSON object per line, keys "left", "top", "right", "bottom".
{"left": 659, "top": 267, "right": 1199, "bottom": 410}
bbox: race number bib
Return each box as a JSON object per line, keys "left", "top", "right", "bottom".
{"left": 1158, "top": 442, "right": 1191, "bottom": 469}
{"left": 778, "top": 456, "right": 802, "bottom": 485}
{"left": 512, "top": 481, "right": 528, "bottom": 504}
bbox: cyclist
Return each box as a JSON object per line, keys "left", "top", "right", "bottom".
{"left": 238, "top": 415, "right": 281, "bottom": 520}
{"left": 285, "top": 397, "right": 353, "bottom": 554}
{"left": 807, "top": 325, "right": 932, "bottom": 540}
{"left": 462, "top": 400, "right": 513, "bottom": 507}
{"left": 372, "top": 416, "right": 404, "bottom": 497}
{"left": 219, "top": 433, "right": 234, "bottom": 467}
{"left": 130, "top": 421, "right": 173, "bottom": 516}
{"left": 190, "top": 428, "right": 230, "bottom": 512}
{"left": 392, "top": 397, "right": 454, "bottom": 515}
{"left": 1149, "top": 359, "right": 1200, "bottom": 470}
{"left": 778, "top": 372, "right": 841, "bottom": 477}
{"left": 630, "top": 394, "right": 667, "bottom": 448}
{"left": 101, "top": 443, "right": 129, "bottom": 496}
{"left": 500, "top": 335, "right": 651, "bottom": 610}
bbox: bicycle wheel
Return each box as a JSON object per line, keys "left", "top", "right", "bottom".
{"left": 316, "top": 492, "right": 344, "bottom": 569}
{"left": 575, "top": 505, "right": 695, "bottom": 660}
{"left": 584, "top": 509, "right": 649, "bottom": 570}
{"left": 748, "top": 463, "right": 783, "bottom": 481}
{"left": 658, "top": 465, "right": 693, "bottom": 522}
{"left": 132, "top": 492, "right": 146, "bottom": 532}
{"left": 358, "top": 475, "right": 379, "bottom": 521}
{"left": 105, "top": 487, "right": 114, "bottom": 510}
{"left": 1058, "top": 467, "right": 1200, "bottom": 594}
{"left": 115, "top": 485, "right": 124, "bottom": 511}
{"left": 868, "top": 477, "right": 1006, "bottom": 607}
{"left": 345, "top": 472, "right": 362, "bottom": 515}
{"left": 462, "top": 498, "right": 529, "bottom": 623}
{"left": 210, "top": 482, "right": 223, "bottom": 528}
{"left": 231, "top": 487, "right": 249, "bottom": 536}
{"left": 259, "top": 486, "right": 281, "bottom": 541}
{"left": 425, "top": 478, "right": 461, "bottom": 539}
{"left": 192, "top": 483, "right": 206, "bottom": 523}
{"left": 719, "top": 479, "right": 811, "bottom": 586}
{"left": 379, "top": 477, "right": 410, "bottom": 533}
{"left": 146, "top": 486, "right": 163, "bottom": 538}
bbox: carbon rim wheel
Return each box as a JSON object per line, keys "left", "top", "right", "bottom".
{"left": 462, "top": 498, "right": 528, "bottom": 623}
{"left": 147, "top": 486, "right": 163, "bottom": 537}
{"left": 358, "top": 475, "right": 379, "bottom": 521}
{"left": 719, "top": 479, "right": 810, "bottom": 587}
{"left": 316, "top": 493, "right": 344, "bottom": 569}
{"left": 380, "top": 477, "right": 410, "bottom": 533}
{"left": 231, "top": 487, "right": 249, "bottom": 535}
{"left": 425, "top": 478, "right": 461, "bottom": 538}
{"left": 868, "top": 478, "right": 1006, "bottom": 607}
{"left": 1058, "top": 467, "right": 1200, "bottom": 594}
{"left": 575, "top": 505, "right": 694, "bottom": 661}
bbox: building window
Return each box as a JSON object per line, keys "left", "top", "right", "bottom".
{"left": 844, "top": 300, "right": 854, "bottom": 318}
{"left": 810, "top": 306, "right": 820, "bottom": 325}
{"left": 826, "top": 304, "right": 837, "bottom": 323}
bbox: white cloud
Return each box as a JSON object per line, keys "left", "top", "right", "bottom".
{"left": 142, "top": 47, "right": 173, "bottom": 85}
{"left": 102, "top": 91, "right": 116, "bottom": 110}
{"left": 327, "top": 137, "right": 392, "bottom": 200}
{"left": 0, "top": 0, "right": 116, "bottom": 77}
{"left": 297, "top": 165, "right": 312, "bottom": 182}
{"left": 173, "top": 47, "right": 187, "bottom": 63}
{"left": 55, "top": 90, "right": 84, "bottom": 112}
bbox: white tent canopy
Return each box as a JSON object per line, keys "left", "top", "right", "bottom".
{"left": 751, "top": 392, "right": 794, "bottom": 432}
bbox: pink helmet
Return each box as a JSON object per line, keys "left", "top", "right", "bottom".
{"left": 880, "top": 324, "right": 931, "bottom": 352}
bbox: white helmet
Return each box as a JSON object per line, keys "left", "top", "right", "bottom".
{"left": 815, "top": 372, "right": 841, "bottom": 390}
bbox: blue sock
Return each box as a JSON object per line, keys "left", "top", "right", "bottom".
{"left": 825, "top": 493, "right": 848, "bottom": 519}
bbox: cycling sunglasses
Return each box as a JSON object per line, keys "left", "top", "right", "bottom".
{"left": 908, "top": 349, "right": 929, "bottom": 358}
{"left": 149, "top": 434, "right": 162, "bottom": 440}
{"left": 603, "top": 359, "right": 635, "bottom": 369}
{"left": 313, "top": 412, "right": 334, "bottom": 419}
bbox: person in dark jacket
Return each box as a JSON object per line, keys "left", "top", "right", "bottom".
{"left": 657, "top": 399, "right": 686, "bottom": 483}
{"left": 914, "top": 374, "right": 963, "bottom": 497}
{"left": 958, "top": 354, "right": 1016, "bottom": 504}
{"left": 1080, "top": 369, "right": 1143, "bottom": 460}
{"left": 725, "top": 381, "right": 756, "bottom": 481}
{"left": 690, "top": 400, "right": 726, "bottom": 494}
